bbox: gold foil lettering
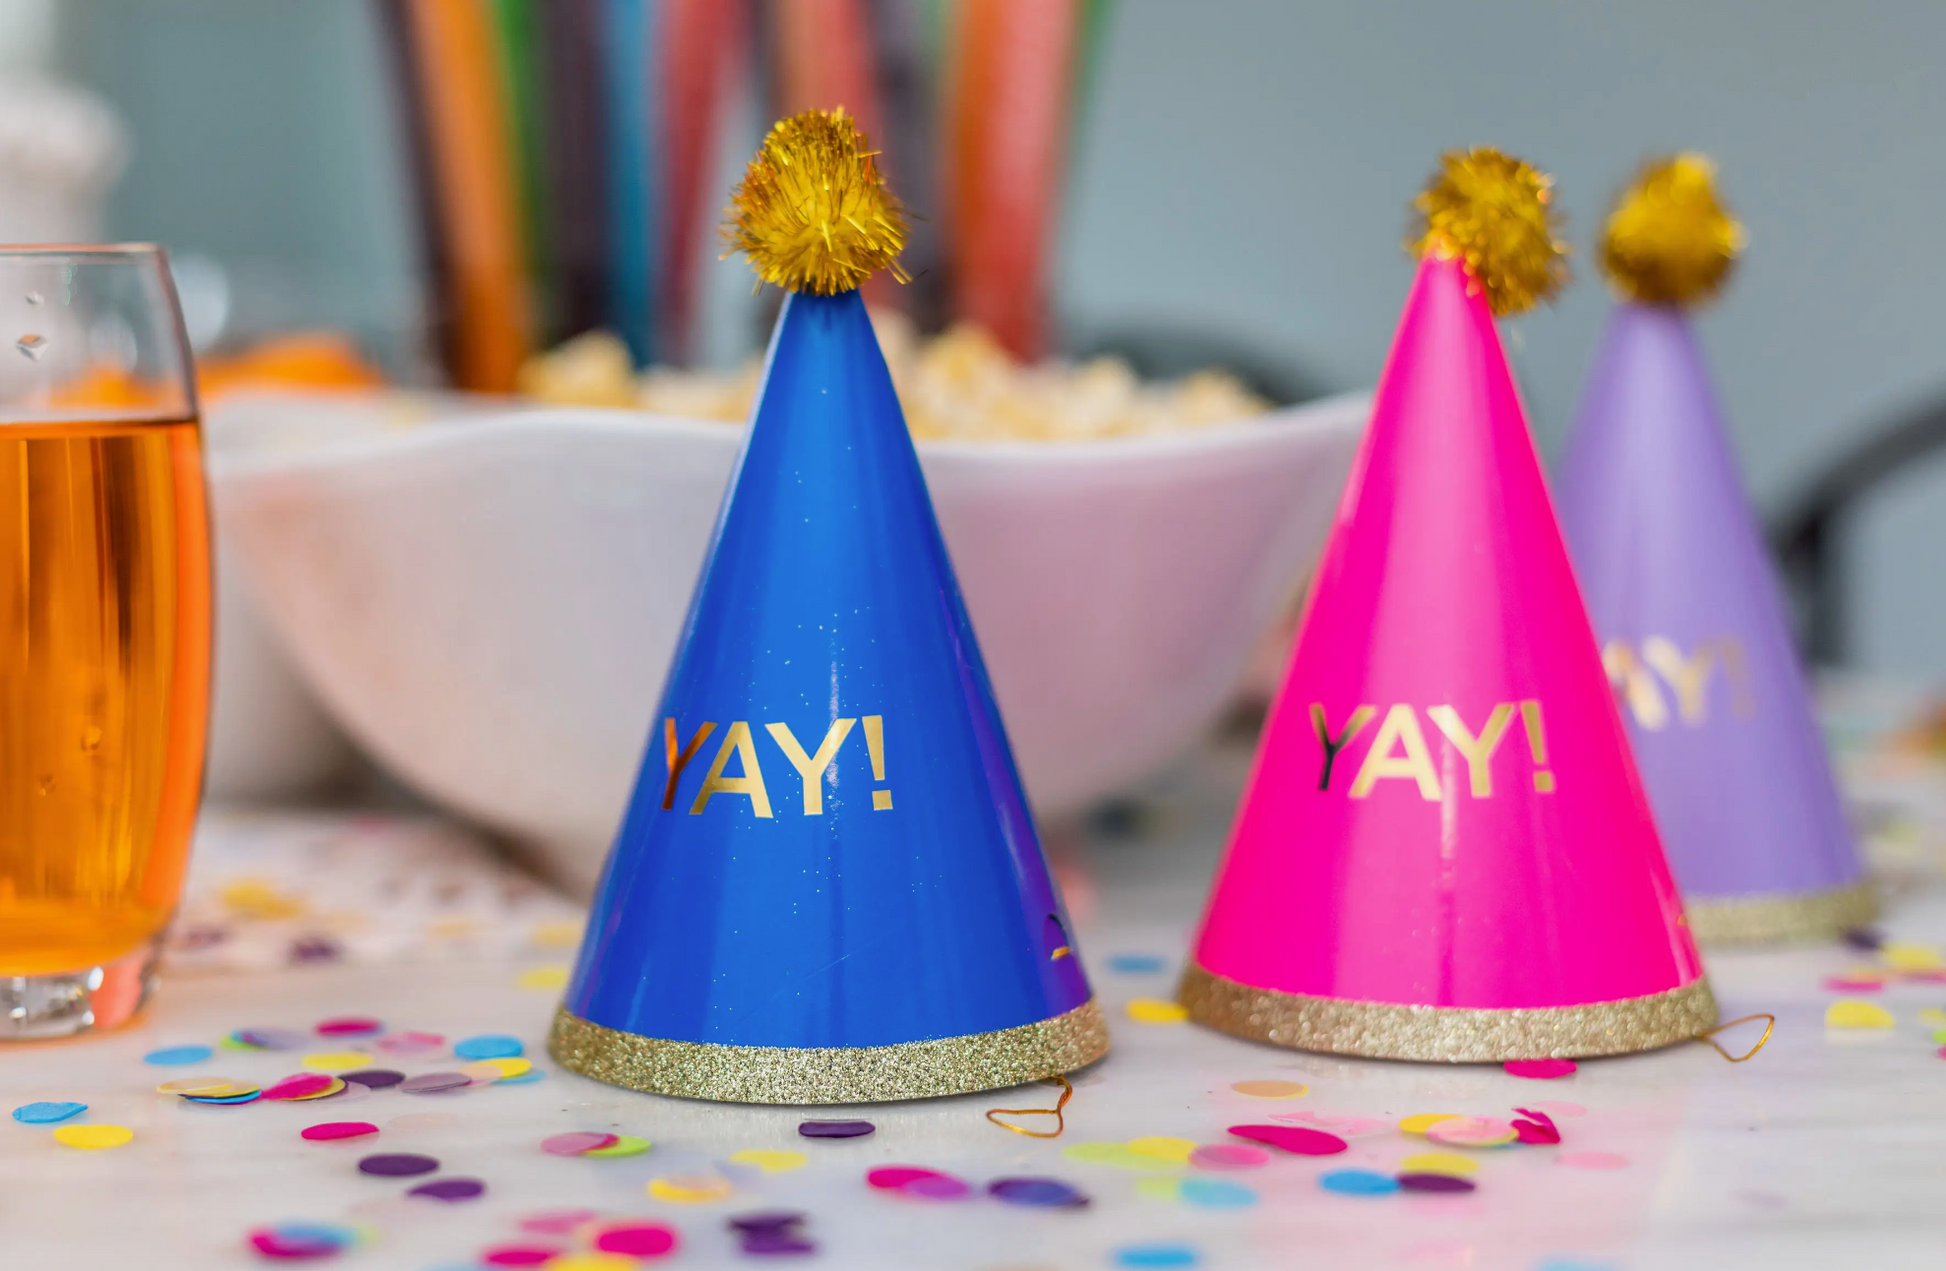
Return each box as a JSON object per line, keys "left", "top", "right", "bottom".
{"left": 690, "top": 721, "right": 774, "bottom": 817}
{"left": 765, "top": 718, "right": 856, "bottom": 815}
{"left": 1603, "top": 641, "right": 1668, "bottom": 731}
{"left": 1310, "top": 703, "right": 1377, "bottom": 791}
{"left": 1348, "top": 704, "right": 1440, "bottom": 801}
{"left": 1642, "top": 637, "right": 1714, "bottom": 724}
{"left": 662, "top": 718, "right": 717, "bottom": 810}
{"left": 1427, "top": 703, "right": 1515, "bottom": 798}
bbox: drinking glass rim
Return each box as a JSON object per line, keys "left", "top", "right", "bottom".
{"left": 0, "top": 243, "right": 167, "bottom": 260}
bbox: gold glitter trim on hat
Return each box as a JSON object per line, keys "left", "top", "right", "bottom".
{"left": 548, "top": 998, "right": 1109, "bottom": 1104}
{"left": 1178, "top": 963, "right": 1717, "bottom": 1062}
{"left": 1686, "top": 880, "right": 1877, "bottom": 947}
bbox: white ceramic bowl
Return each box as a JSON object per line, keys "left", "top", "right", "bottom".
{"left": 212, "top": 390, "right": 1366, "bottom": 893}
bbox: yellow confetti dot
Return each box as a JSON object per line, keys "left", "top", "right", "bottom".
{"left": 54, "top": 1124, "right": 133, "bottom": 1149}
{"left": 1125, "top": 998, "right": 1188, "bottom": 1024}
{"left": 1126, "top": 1136, "right": 1196, "bottom": 1163}
{"left": 1231, "top": 1080, "right": 1308, "bottom": 1099}
{"left": 1061, "top": 1142, "right": 1180, "bottom": 1171}
{"left": 1400, "top": 1152, "right": 1479, "bottom": 1176}
{"left": 729, "top": 1149, "right": 807, "bottom": 1173}
{"left": 1918, "top": 1007, "right": 1946, "bottom": 1026}
{"left": 219, "top": 878, "right": 304, "bottom": 919}
{"left": 1883, "top": 942, "right": 1945, "bottom": 971}
{"left": 302, "top": 1052, "right": 376, "bottom": 1073}
{"left": 1825, "top": 1000, "right": 1896, "bottom": 1029}
{"left": 290, "top": 1077, "right": 349, "bottom": 1101}
{"left": 531, "top": 920, "right": 585, "bottom": 949}
{"left": 156, "top": 1076, "right": 251, "bottom": 1096}
{"left": 1399, "top": 1113, "right": 1462, "bottom": 1135}
{"left": 1135, "top": 1176, "right": 1183, "bottom": 1201}
{"left": 542, "top": 1255, "right": 637, "bottom": 1271}
{"left": 517, "top": 965, "right": 571, "bottom": 991}
{"left": 648, "top": 1173, "right": 735, "bottom": 1203}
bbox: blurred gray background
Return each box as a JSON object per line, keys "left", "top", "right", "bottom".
{"left": 39, "top": 0, "right": 1946, "bottom": 678}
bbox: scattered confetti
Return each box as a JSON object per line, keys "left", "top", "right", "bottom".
{"left": 543, "top": 1132, "right": 620, "bottom": 1156}
{"left": 408, "top": 1177, "right": 486, "bottom": 1201}
{"left": 730, "top": 1149, "right": 807, "bottom": 1173}
{"left": 516, "top": 965, "right": 570, "bottom": 991}
{"left": 1398, "top": 1172, "right": 1477, "bottom": 1193}
{"left": 1114, "top": 1241, "right": 1201, "bottom": 1268}
{"left": 582, "top": 1134, "right": 652, "bottom": 1159}
{"left": 302, "top": 1122, "right": 379, "bottom": 1142}
{"left": 1400, "top": 1152, "right": 1478, "bottom": 1176}
{"left": 302, "top": 1052, "right": 376, "bottom": 1073}
{"left": 399, "top": 1072, "right": 472, "bottom": 1095}
{"left": 1187, "top": 1144, "right": 1269, "bottom": 1170}
{"left": 315, "top": 1017, "right": 383, "bottom": 1038}
{"left": 1399, "top": 1113, "right": 1462, "bottom": 1135}
{"left": 1226, "top": 1124, "right": 1347, "bottom": 1156}
{"left": 1826, "top": 1000, "right": 1896, "bottom": 1029}
{"left": 1503, "top": 1059, "right": 1576, "bottom": 1079}
{"left": 453, "top": 1034, "right": 525, "bottom": 1060}
{"left": 1425, "top": 1117, "right": 1518, "bottom": 1148}
{"left": 1320, "top": 1169, "right": 1399, "bottom": 1196}
{"left": 358, "top": 1152, "right": 440, "bottom": 1177}
{"left": 1231, "top": 1079, "right": 1308, "bottom": 1099}
{"left": 648, "top": 1173, "right": 735, "bottom": 1203}
{"left": 12, "top": 1101, "right": 85, "bottom": 1124}
{"left": 339, "top": 1069, "right": 404, "bottom": 1089}
{"left": 54, "top": 1124, "right": 133, "bottom": 1149}
{"left": 1512, "top": 1108, "right": 1562, "bottom": 1145}
{"left": 1124, "top": 998, "right": 1188, "bottom": 1024}
{"left": 144, "top": 1044, "right": 215, "bottom": 1066}
{"left": 988, "top": 1177, "right": 1089, "bottom": 1209}
{"left": 798, "top": 1119, "right": 874, "bottom": 1139}
{"left": 1556, "top": 1152, "right": 1629, "bottom": 1170}
{"left": 1108, "top": 954, "right": 1167, "bottom": 974}
{"left": 1127, "top": 1136, "right": 1197, "bottom": 1163}
{"left": 593, "top": 1223, "right": 680, "bottom": 1257}
{"left": 1179, "top": 1178, "right": 1257, "bottom": 1209}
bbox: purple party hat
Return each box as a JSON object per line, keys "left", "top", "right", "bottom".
{"left": 1557, "top": 155, "right": 1872, "bottom": 944}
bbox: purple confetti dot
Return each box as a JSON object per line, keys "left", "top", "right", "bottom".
{"left": 358, "top": 1152, "right": 440, "bottom": 1177}
{"left": 239, "top": 1027, "right": 308, "bottom": 1051}
{"left": 407, "top": 1177, "right": 486, "bottom": 1202}
{"left": 741, "top": 1232, "right": 818, "bottom": 1256}
{"left": 398, "top": 1072, "right": 472, "bottom": 1095}
{"left": 339, "top": 1069, "right": 405, "bottom": 1089}
{"left": 1397, "top": 1172, "right": 1477, "bottom": 1193}
{"left": 728, "top": 1211, "right": 806, "bottom": 1233}
{"left": 902, "top": 1173, "right": 971, "bottom": 1200}
{"left": 798, "top": 1119, "right": 874, "bottom": 1139}
{"left": 988, "top": 1177, "right": 1089, "bottom": 1208}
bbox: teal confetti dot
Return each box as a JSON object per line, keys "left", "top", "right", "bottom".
{"left": 1319, "top": 1169, "right": 1400, "bottom": 1196}
{"left": 144, "top": 1044, "right": 214, "bottom": 1066}
{"left": 452, "top": 1034, "right": 523, "bottom": 1060}
{"left": 495, "top": 1069, "right": 545, "bottom": 1084}
{"left": 1179, "top": 1178, "right": 1257, "bottom": 1209}
{"left": 1108, "top": 954, "right": 1166, "bottom": 974}
{"left": 12, "top": 1101, "right": 86, "bottom": 1124}
{"left": 1115, "top": 1242, "right": 1201, "bottom": 1268}
{"left": 269, "top": 1222, "right": 358, "bottom": 1248}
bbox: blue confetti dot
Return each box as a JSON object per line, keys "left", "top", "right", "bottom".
{"left": 143, "top": 1044, "right": 214, "bottom": 1066}
{"left": 1178, "top": 1178, "right": 1257, "bottom": 1209}
{"left": 269, "top": 1222, "right": 357, "bottom": 1248}
{"left": 1535, "top": 1262, "right": 1618, "bottom": 1271}
{"left": 494, "top": 1069, "right": 545, "bottom": 1085}
{"left": 452, "top": 1034, "right": 524, "bottom": 1060}
{"left": 1115, "top": 1243, "right": 1201, "bottom": 1268}
{"left": 12, "top": 1101, "right": 86, "bottom": 1124}
{"left": 1319, "top": 1169, "right": 1400, "bottom": 1196}
{"left": 1108, "top": 954, "right": 1167, "bottom": 975}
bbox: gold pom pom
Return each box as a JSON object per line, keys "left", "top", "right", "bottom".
{"left": 1411, "top": 148, "right": 1570, "bottom": 317}
{"left": 1600, "top": 153, "right": 1744, "bottom": 307}
{"left": 721, "top": 108, "right": 909, "bottom": 296}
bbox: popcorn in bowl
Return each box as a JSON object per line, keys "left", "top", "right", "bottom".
{"left": 516, "top": 310, "right": 1271, "bottom": 442}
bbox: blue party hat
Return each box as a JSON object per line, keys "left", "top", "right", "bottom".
{"left": 551, "top": 111, "right": 1106, "bottom": 1103}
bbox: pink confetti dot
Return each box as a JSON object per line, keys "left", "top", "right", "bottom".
{"left": 1188, "top": 1144, "right": 1271, "bottom": 1170}
{"left": 262, "top": 1074, "right": 337, "bottom": 1101}
{"left": 595, "top": 1223, "right": 680, "bottom": 1257}
{"left": 300, "top": 1121, "right": 378, "bottom": 1142}
{"left": 518, "top": 1210, "right": 599, "bottom": 1235}
{"left": 541, "top": 1131, "right": 618, "bottom": 1156}
{"left": 1503, "top": 1058, "right": 1576, "bottom": 1079}
{"left": 866, "top": 1166, "right": 950, "bottom": 1190}
{"left": 1227, "top": 1124, "right": 1348, "bottom": 1156}
{"left": 1557, "top": 1151, "right": 1629, "bottom": 1170}
{"left": 480, "top": 1246, "right": 563, "bottom": 1267}
{"left": 315, "top": 1017, "right": 382, "bottom": 1038}
{"left": 902, "top": 1173, "right": 971, "bottom": 1200}
{"left": 1822, "top": 976, "right": 1884, "bottom": 993}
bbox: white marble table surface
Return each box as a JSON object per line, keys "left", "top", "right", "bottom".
{"left": 4, "top": 744, "right": 1944, "bottom": 1271}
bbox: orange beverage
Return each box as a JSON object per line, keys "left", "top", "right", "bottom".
{"left": 0, "top": 417, "right": 209, "bottom": 975}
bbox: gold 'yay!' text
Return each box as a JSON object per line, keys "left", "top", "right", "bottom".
{"left": 1602, "top": 636, "right": 1752, "bottom": 730}
{"left": 1311, "top": 700, "right": 1555, "bottom": 799}
{"left": 661, "top": 715, "right": 893, "bottom": 817}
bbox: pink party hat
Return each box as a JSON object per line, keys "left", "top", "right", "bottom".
{"left": 1182, "top": 151, "right": 1715, "bottom": 1061}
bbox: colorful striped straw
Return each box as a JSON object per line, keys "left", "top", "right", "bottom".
{"left": 603, "top": 0, "right": 661, "bottom": 365}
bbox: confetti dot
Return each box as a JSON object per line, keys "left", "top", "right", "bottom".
{"left": 902, "top": 1173, "right": 971, "bottom": 1200}
{"left": 741, "top": 1232, "right": 818, "bottom": 1257}
{"left": 1114, "top": 1241, "right": 1201, "bottom": 1268}
{"left": 186, "top": 1090, "right": 264, "bottom": 1106}
{"left": 1060, "top": 1142, "right": 1179, "bottom": 1171}
{"left": 987, "top": 1177, "right": 1089, "bottom": 1209}
{"left": 1179, "top": 1178, "right": 1257, "bottom": 1209}
{"left": 546, "top": 1255, "right": 637, "bottom": 1271}
{"left": 1274, "top": 1111, "right": 1391, "bottom": 1137}
{"left": 730, "top": 1149, "right": 807, "bottom": 1173}
{"left": 302, "top": 1052, "right": 375, "bottom": 1073}
{"left": 453, "top": 1034, "right": 524, "bottom": 1060}
{"left": 1882, "top": 942, "right": 1944, "bottom": 971}
{"left": 1319, "top": 1169, "right": 1399, "bottom": 1196}
{"left": 1557, "top": 1152, "right": 1629, "bottom": 1170}
{"left": 1124, "top": 998, "right": 1188, "bottom": 1024}
{"left": 479, "top": 1245, "right": 562, "bottom": 1267}
{"left": 408, "top": 1177, "right": 486, "bottom": 1202}
{"left": 1187, "top": 1143, "right": 1269, "bottom": 1170}
{"left": 1425, "top": 1117, "right": 1518, "bottom": 1148}
{"left": 1504, "top": 1059, "right": 1577, "bottom": 1079}
{"left": 339, "top": 1069, "right": 405, "bottom": 1089}
{"left": 375, "top": 1031, "right": 445, "bottom": 1056}
{"left": 398, "top": 1072, "right": 472, "bottom": 1095}
{"left": 358, "top": 1152, "right": 440, "bottom": 1177}
{"left": 290, "top": 1078, "right": 349, "bottom": 1102}
{"left": 517, "top": 1210, "right": 599, "bottom": 1236}
{"left": 158, "top": 1075, "right": 250, "bottom": 1096}
{"left": 144, "top": 1044, "right": 214, "bottom": 1066}
{"left": 1230, "top": 1079, "right": 1307, "bottom": 1099}
{"left": 465, "top": 1056, "right": 532, "bottom": 1081}
{"left": 237, "top": 1027, "right": 308, "bottom": 1052}
{"left": 1401, "top": 1152, "right": 1479, "bottom": 1176}
{"left": 1919, "top": 1008, "right": 1946, "bottom": 1026}
{"left": 581, "top": 1134, "right": 652, "bottom": 1159}
{"left": 302, "top": 1122, "right": 379, "bottom": 1142}
{"left": 543, "top": 1132, "right": 619, "bottom": 1156}
{"left": 54, "top": 1124, "right": 133, "bottom": 1149}
{"left": 798, "top": 1119, "right": 874, "bottom": 1139}
{"left": 1398, "top": 1172, "right": 1477, "bottom": 1193}
{"left": 866, "top": 1166, "right": 951, "bottom": 1190}
{"left": 248, "top": 1223, "right": 352, "bottom": 1261}
{"left": 1826, "top": 1000, "right": 1896, "bottom": 1029}
{"left": 1226, "top": 1124, "right": 1347, "bottom": 1156}
{"left": 729, "top": 1212, "right": 806, "bottom": 1233}
{"left": 1108, "top": 954, "right": 1166, "bottom": 974}
{"left": 516, "top": 965, "right": 570, "bottom": 991}
{"left": 1127, "top": 1136, "right": 1197, "bottom": 1162}
{"left": 648, "top": 1173, "right": 734, "bottom": 1203}
{"left": 1399, "top": 1113, "right": 1462, "bottom": 1135}
{"left": 12, "top": 1101, "right": 85, "bottom": 1124}
{"left": 1821, "top": 976, "right": 1884, "bottom": 993}
{"left": 593, "top": 1223, "right": 679, "bottom": 1257}
{"left": 315, "top": 1017, "right": 383, "bottom": 1038}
